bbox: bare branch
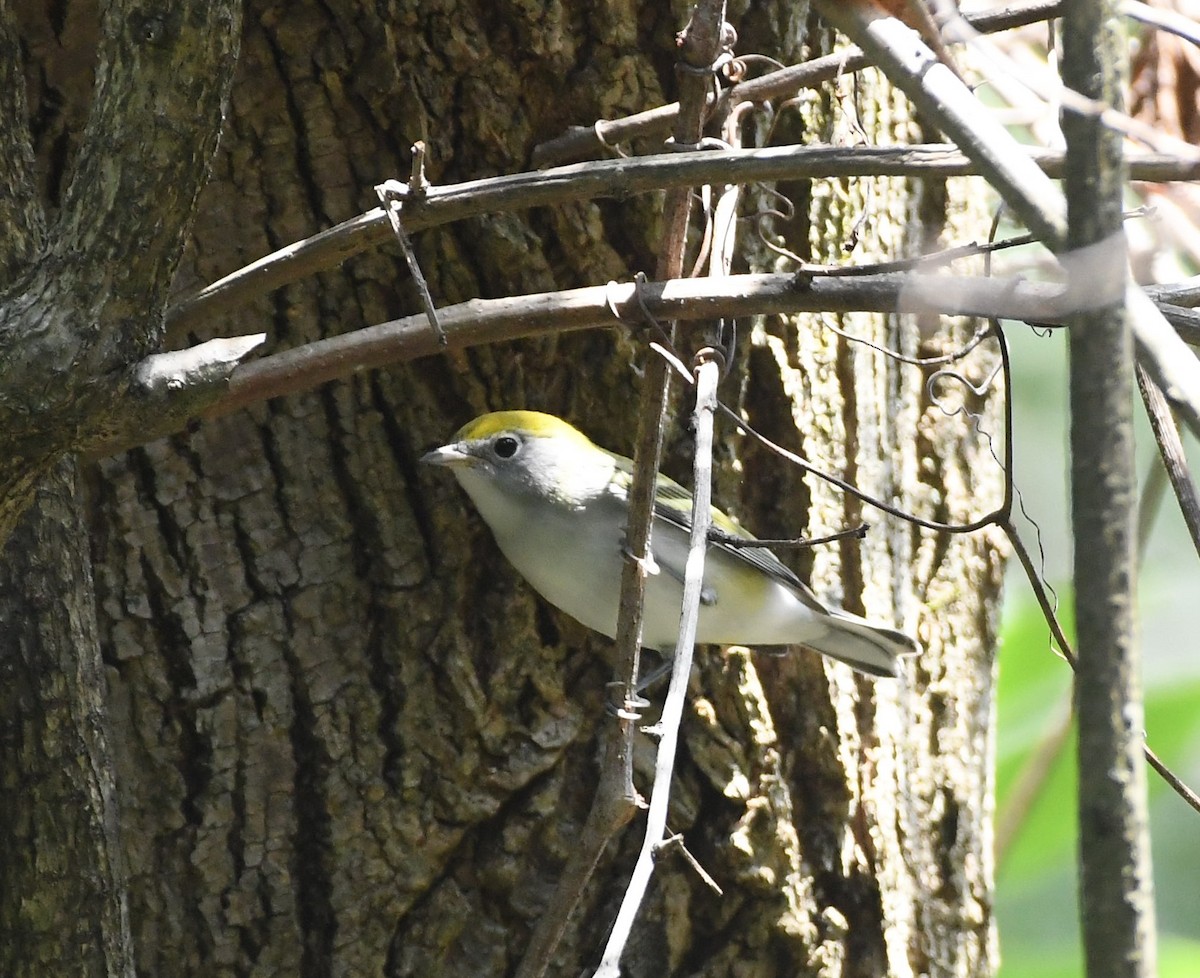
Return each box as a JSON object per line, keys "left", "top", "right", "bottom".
{"left": 516, "top": 7, "right": 733, "bottom": 977}
{"left": 166, "top": 144, "right": 1200, "bottom": 333}
{"left": 85, "top": 335, "right": 266, "bottom": 458}
{"left": 1126, "top": 285, "right": 1200, "bottom": 441}
{"left": 814, "top": 0, "right": 1068, "bottom": 244}
{"left": 1062, "top": 0, "right": 1158, "bottom": 969}
{"left": 1135, "top": 366, "right": 1200, "bottom": 562}
{"left": 596, "top": 352, "right": 723, "bottom": 978}
{"left": 1145, "top": 277, "right": 1200, "bottom": 307}
{"left": 812, "top": 1, "right": 1200, "bottom": 443}
{"left": 106, "top": 270, "right": 1184, "bottom": 450}
{"left": 531, "top": 0, "right": 1066, "bottom": 166}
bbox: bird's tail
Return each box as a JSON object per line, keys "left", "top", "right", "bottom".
{"left": 803, "top": 611, "right": 919, "bottom": 678}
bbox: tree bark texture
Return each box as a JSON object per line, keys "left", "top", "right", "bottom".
{"left": 0, "top": 0, "right": 241, "bottom": 538}
{"left": 5, "top": 2, "right": 1004, "bottom": 977}
{"left": 0, "top": 459, "right": 134, "bottom": 978}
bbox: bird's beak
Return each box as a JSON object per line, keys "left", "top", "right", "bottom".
{"left": 420, "top": 443, "right": 475, "bottom": 469}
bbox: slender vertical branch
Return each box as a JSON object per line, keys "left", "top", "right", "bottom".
{"left": 515, "top": 7, "right": 730, "bottom": 977}
{"left": 1062, "top": 1, "right": 1157, "bottom": 975}
{"left": 595, "top": 354, "right": 722, "bottom": 978}
{"left": 609, "top": 0, "right": 730, "bottom": 775}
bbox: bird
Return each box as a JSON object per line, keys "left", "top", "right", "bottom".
{"left": 421, "top": 410, "right": 918, "bottom": 678}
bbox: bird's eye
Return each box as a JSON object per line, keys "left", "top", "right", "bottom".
{"left": 493, "top": 435, "right": 520, "bottom": 459}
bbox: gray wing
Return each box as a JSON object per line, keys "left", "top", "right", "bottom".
{"left": 608, "top": 460, "right": 832, "bottom": 616}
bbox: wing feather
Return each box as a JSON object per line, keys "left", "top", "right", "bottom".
{"left": 608, "top": 457, "right": 831, "bottom": 616}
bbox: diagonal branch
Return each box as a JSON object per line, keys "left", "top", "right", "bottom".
{"left": 100, "top": 270, "right": 1196, "bottom": 456}
{"left": 166, "top": 144, "right": 1200, "bottom": 333}
{"left": 813, "top": 0, "right": 1200, "bottom": 459}
{"left": 813, "top": 0, "right": 1068, "bottom": 243}
{"left": 531, "top": 0, "right": 1067, "bottom": 166}
{"left": 1135, "top": 365, "right": 1200, "bottom": 562}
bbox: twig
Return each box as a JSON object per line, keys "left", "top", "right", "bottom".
{"left": 1145, "top": 276, "right": 1200, "bottom": 308}
{"left": 814, "top": 0, "right": 1068, "bottom": 244}
{"left": 517, "top": 8, "right": 730, "bottom": 977}
{"left": 1135, "top": 365, "right": 1200, "bottom": 562}
{"left": 1005, "top": 517, "right": 1200, "bottom": 817}
{"left": 165, "top": 145, "right": 1200, "bottom": 332}
{"left": 657, "top": 832, "right": 722, "bottom": 895}
{"left": 945, "top": 2, "right": 1200, "bottom": 158}
{"left": 815, "top": 0, "right": 1200, "bottom": 443}
{"left": 512, "top": 729, "right": 640, "bottom": 978}
{"left": 530, "top": 0, "right": 1067, "bottom": 166}
{"left": 595, "top": 352, "right": 724, "bottom": 978}
{"left": 711, "top": 523, "right": 869, "bottom": 550}
{"left": 1122, "top": 0, "right": 1200, "bottom": 47}
{"left": 1143, "top": 744, "right": 1200, "bottom": 813}
{"left": 161, "top": 269, "right": 1189, "bottom": 430}
{"left": 376, "top": 165, "right": 447, "bottom": 345}
{"left": 1004, "top": 520, "right": 1078, "bottom": 669}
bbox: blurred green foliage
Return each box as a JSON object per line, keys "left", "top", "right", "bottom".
{"left": 994, "top": 590, "right": 1200, "bottom": 978}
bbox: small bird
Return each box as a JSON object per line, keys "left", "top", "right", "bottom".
{"left": 422, "top": 411, "right": 918, "bottom": 678}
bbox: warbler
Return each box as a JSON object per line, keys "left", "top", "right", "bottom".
{"left": 422, "top": 411, "right": 918, "bottom": 677}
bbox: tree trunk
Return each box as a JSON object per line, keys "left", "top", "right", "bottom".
{"left": 0, "top": 460, "right": 134, "bottom": 978}
{"left": 3, "top": 2, "right": 1004, "bottom": 976}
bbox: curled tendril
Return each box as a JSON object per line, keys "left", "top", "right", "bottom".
{"left": 725, "top": 53, "right": 787, "bottom": 85}
{"left": 927, "top": 358, "right": 1004, "bottom": 414}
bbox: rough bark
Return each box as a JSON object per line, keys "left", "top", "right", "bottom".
{"left": 4, "top": 2, "right": 1004, "bottom": 977}
{"left": 0, "top": 459, "right": 133, "bottom": 978}
{"left": 0, "top": 0, "right": 241, "bottom": 538}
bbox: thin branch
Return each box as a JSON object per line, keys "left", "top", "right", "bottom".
{"left": 165, "top": 145, "right": 1200, "bottom": 333}
{"left": 711, "top": 523, "right": 870, "bottom": 550}
{"left": 1003, "top": 518, "right": 1200, "bottom": 817}
{"left": 813, "top": 0, "right": 1068, "bottom": 244}
{"left": 376, "top": 175, "right": 446, "bottom": 344}
{"left": 946, "top": 4, "right": 1200, "bottom": 158}
{"left": 1126, "top": 284, "right": 1200, "bottom": 442}
{"left": 1064, "top": 0, "right": 1159, "bottom": 962}
{"left": 530, "top": 0, "right": 1066, "bottom": 166}
{"left": 512, "top": 730, "right": 640, "bottom": 978}
{"left": 1122, "top": 1, "right": 1200, "bottom": 52}
{"left": 1154, "top": 303, "right": 1200, "bottom": 343}
{"left": 813, "top": 1, "right": 1200, "bottom": 442}
{"left": 596, "top": 352, "right": 723, "bottom": 978}
{"left": 1143, "top": 745, "right": 1200, "bottom": 813}
{"left": 118, "top": 271, "right": 1186, "bottom": 446}
{"left": 1145, "top": 276, "right": 1200, "bottom": 308}
{"left": 1135, "top": 365, "right": 1200, "bottom": 562}
{"left": 1005, "top": 521, "right": 1079, "bottom": 669}
{"left": 516, "top": 9, "right": 731, "bottom": 977}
